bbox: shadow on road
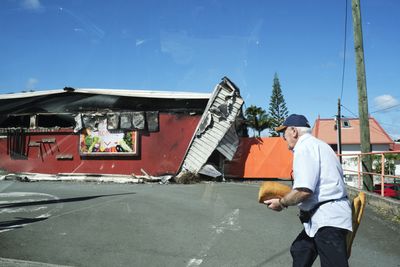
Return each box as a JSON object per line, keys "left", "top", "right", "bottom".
{"left": 0, "top": 217, "right": 48, "bottom": 230}
{"left": 0, "top": 192, "right": 136, "bottom": 209}
{"left": 0, "top": 192, "right": 136, "bottom": 231}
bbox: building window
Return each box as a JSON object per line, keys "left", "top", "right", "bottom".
{"left": 342, "top": 119, "right": 351, "bottom": 128}
{"left": 0, "top": 115, "right": 30, "bottom": 128}
{"left": 0, "top": 114, "right": 75, "bottom": 130}
{"left": 37, "top": 114, "right": 75, "bottom": 128}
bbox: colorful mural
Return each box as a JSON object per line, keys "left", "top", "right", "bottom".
{"left": 79, "top": 118, "right": 138, "bottom": 156}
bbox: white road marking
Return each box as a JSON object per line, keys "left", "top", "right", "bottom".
{"left": 0, "top": 256, "right": 74, "bottom": 267}
{"left": 187, "top": 258, "right": 203, "bottom": 266}
{"left": 0, "top": 181, "right": 13, "bottom": 192}
{"left": 0, "top": 198, "right": 55, "bottom": 204}
{"left": 186, "top": 208, "right": 241, "bottom": 267}
{"left": 0, "top": 206, "right": 47, "bottom": 214}
{"left": 0, "top": 192, "right": 61, "bottom": 233}
{"left": 211, "top": 208, "right": 241, "bottom": 234}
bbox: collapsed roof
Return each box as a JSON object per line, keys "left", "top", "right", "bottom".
{"left": 0, "top": 88, "right": 211, "bottom": 115}
{"left": 178, "top": 77, "right": 245, "bottom": 176}
{"left": 0, "top": 77, "right": 246, "bottom": 178}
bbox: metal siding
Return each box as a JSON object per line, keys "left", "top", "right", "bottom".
{"left": 180, "top": 81, "right": 244, "bottom": 174}
{"left": 196, "top": 138, "right": 217, "bottom": 151}
{"left": 217, "top": 127, "right": 239, "bottom": 160}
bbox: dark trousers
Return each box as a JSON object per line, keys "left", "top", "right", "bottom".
{"left": 290, "top": 226, "right": 349, "bottom": 267}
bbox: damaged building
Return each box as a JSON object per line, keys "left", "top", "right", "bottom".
{"left": 0, "top": 77, "right": 247, "bottom": 179}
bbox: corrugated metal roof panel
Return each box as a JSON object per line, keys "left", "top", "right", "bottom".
{"left": 196, "top": 138, "right": 217, "bottom": 150}
{"left": 178, "top": 77, "right": 244, "bottom": 175}
{"left": 217, "top": 125, "right": 239, "bottom": 160}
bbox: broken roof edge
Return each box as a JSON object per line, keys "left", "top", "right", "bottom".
{"left": 0, "top": 88, "right": 212, "bottom": 100}
{"left": 176, "top": 76, "right": 244, "bottom": 176}
{"left": 190, "top": 77, "right": 242, "bottom": 125}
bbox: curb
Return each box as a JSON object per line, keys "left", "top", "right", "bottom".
{"left": 1, "top": 173, "right": 144, "bottom": 184}
{"left": 346, "top": 186, "right": 400, "bottom": 218}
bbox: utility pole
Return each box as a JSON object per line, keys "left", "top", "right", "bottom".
{"left": 351, "top": 0, "right": 373, "bottom": 191}
{"left": 337, "top": 98, "right": 342, "bottom": 163}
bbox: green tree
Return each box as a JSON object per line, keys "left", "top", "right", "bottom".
{"left": 268, "top": 73, "right": 289, "bottom": 136}
{"left": 245, "top": 105, "right": 271, "bottom": 137}
{"left": 372, "top": 154, "right": 400, "bottom": 176}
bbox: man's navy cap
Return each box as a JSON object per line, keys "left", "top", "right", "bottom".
{"left": 275, "top": 114, "right": 311, "bottom": 132}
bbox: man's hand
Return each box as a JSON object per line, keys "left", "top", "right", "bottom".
{"left": 263, "top": 188, "right": 311, "bottom": 212}
{"left": 264, "top": 198, "right": 284, "bottom": 211}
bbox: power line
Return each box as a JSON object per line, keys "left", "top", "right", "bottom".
{"left": 340, "top": 104, "right": 358, "bottom": 117}
{"left": 370, "top": 103, "right": 400, "bottom": 114}
{"left": 338, "top": 109, "right": 397, "bottom": 140}
{"left": 342, "top": 102, "right": 400, "bottom": 117}
{"left": 370, "top": 95, "right": 400, "bottom": 109}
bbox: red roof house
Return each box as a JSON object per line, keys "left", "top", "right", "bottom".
{"left": 312, "top": 117, "right": 394, "bottom": 153}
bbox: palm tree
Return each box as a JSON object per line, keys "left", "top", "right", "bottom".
{"left": 245, "top": 105, "right": 271, "bottom": 137}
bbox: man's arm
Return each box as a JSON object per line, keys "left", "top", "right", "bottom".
{"left": 264, "top": 188, "right": 312, "bottom": 211}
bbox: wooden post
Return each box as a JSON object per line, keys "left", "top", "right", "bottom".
{"left": 351, "top": 0, "right": 373, "bottom": 191}
{"left": 381, "top": 154, "right": 385, "bottom": 196}
{"left": 337, "top": 98, "right": 342, "bottom": 163}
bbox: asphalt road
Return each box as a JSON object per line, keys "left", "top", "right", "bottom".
{"left": 0, "top": 180, "right": 399, "bottom": 267}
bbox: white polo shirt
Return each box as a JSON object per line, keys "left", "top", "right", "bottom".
{"left": 292, "top": 133, "right": 352, "bottom": 237}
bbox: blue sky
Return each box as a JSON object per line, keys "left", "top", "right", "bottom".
{"left": 1, "top": 0, "right": 399, "bottom": 139}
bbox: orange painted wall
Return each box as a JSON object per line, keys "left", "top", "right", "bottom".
{"left": 224, "top": 137, "right": 293, "bottom": 179}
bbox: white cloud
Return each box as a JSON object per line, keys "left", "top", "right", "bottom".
{"left": 21, "top": 0, "right": 42, "bottom": 10}
{"left": 136, "top": 39, "right": 146, "bottom": 47}
{"left": 25, "top": 78, "right": 38, "bottom": 90}
{"left": 373, "top": 95, "right": 400, "bottom": 140}
{"left": 373, "top": 94, "right": 399, "bottom": 110}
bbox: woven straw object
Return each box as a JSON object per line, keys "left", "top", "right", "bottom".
{"left": 258, "top": 181, "right": 291, "bottom": 203}
{"left": 346, "top": 192, "right": 366, "bottom": 258}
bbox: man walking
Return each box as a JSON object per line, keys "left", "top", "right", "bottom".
{"left": 264, "top": 114, "right": 352, "bottom": 267}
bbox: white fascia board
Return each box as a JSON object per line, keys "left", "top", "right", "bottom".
{"left": 74, "top": 88, "right": 211, "bottom": 99}
{"left": 0, "top": 90, "right": 63, "bottom": 99}
{"left": 0, "top": 88, "right": 211, "bottom": 100}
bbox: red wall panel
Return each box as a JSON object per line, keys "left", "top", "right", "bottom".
{"left": 0, "top": 113, "right": 200, "bottom": 176}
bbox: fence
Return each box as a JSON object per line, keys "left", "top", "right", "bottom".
{"left": 339, "top": 151, "right": 400, "bottom": 198}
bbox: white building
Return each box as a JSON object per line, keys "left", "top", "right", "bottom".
{"left": 312, "top": 117, "right": 397, "bottom": 187}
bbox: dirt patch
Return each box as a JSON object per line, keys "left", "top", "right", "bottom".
{"left": 174, "top": 172, "right": 201, "bottom": 184}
